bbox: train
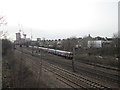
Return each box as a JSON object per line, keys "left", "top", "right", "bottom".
{"left": 29, "top": 46, "right": 73, "bottom": 59}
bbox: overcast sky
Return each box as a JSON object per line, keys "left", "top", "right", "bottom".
{"left": 0, "top": 0, "right": 119, "bottom": 40}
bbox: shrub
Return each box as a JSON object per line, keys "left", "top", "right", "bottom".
{"left": 2, "top": 39, "right": 12, "bottom": 56}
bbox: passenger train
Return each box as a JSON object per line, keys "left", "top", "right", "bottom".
{"left": 29, "top": 46, "right": 73, "bottom": 59}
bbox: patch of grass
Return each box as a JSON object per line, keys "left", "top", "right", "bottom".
{"left": 2, "top": 51, "right": 48, "bottom": 88}
{"left": 75, "top": 54, "right": 118, "bottom": 68}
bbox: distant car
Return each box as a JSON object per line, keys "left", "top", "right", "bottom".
{"left": 20, "top": 45, "right": 22, "bottom": 47}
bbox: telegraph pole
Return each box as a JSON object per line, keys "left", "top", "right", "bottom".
{"left": 37, "top": 38, "right": 44, "bottom": 88}
{"left": 31, "top": 30, "right": 34, "bottom": 56}
{"left": 72, "top": 47, "right": 75, "bottom": 72}
{"left": 19, "top": 44, "right": 23, "bottom": 88}
{"left": 37, "top": 45, "right": 42, "bottom": 88}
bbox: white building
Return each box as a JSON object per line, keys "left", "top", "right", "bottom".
{"left": 88, "top": 40, "right": 103, "bottom": 48}
{"left": 88, "top": 40, "right": 112, "bottom": 48}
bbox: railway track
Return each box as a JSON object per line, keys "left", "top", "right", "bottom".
{"left": 16, "top": 47, "right": 120, "bottom": 88}
{"left": 41, "top": 55, "right": 120, "bottom": 88}
{"left": 26, "top": 48, "right": 119, "bottom": 86}
{"left": 45, "top": 57, "right": 120, "bottom": 84}
{"left": 17, "top": 50, "right": 84, "bottom": 88}
{"left": 24, "top": 46, "right": 119, "bottom": 73}
{"left": 25, "top": 46, "right": 119, "bottom": 72}
{"left": 42, "top": 62, "right": 110, "bottom": 89}
{"left": 16, "top": 49, "right": 111, "bottom": 89}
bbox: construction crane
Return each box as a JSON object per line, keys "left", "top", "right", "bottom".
{"left": 18, "top": 24, "right": 26, "bottom": 39}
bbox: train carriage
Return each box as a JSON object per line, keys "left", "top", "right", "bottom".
{"left": 30, "top": 45, "right": 73, "bottom": 59}
{"left": 48, "top": 49, "right": 56, "bottom": 54}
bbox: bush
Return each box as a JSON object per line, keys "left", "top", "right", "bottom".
{"left": 2, "top": 39, "right": 12, "bottom": 56}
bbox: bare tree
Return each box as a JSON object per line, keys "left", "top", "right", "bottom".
{"left": 53, "top": 39, "right": 57, "bottom": 49}
{"left": 61, "top": 37, "right": 78, "bottom": 51}
{"left": 112, "top": 33, "right": 120, "bottom": 57}
{"left": 0, "top": 16, "right": 7, "bottom": 39}
{"left": 113, "top": 33, "right": 119, "bottom": 47}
